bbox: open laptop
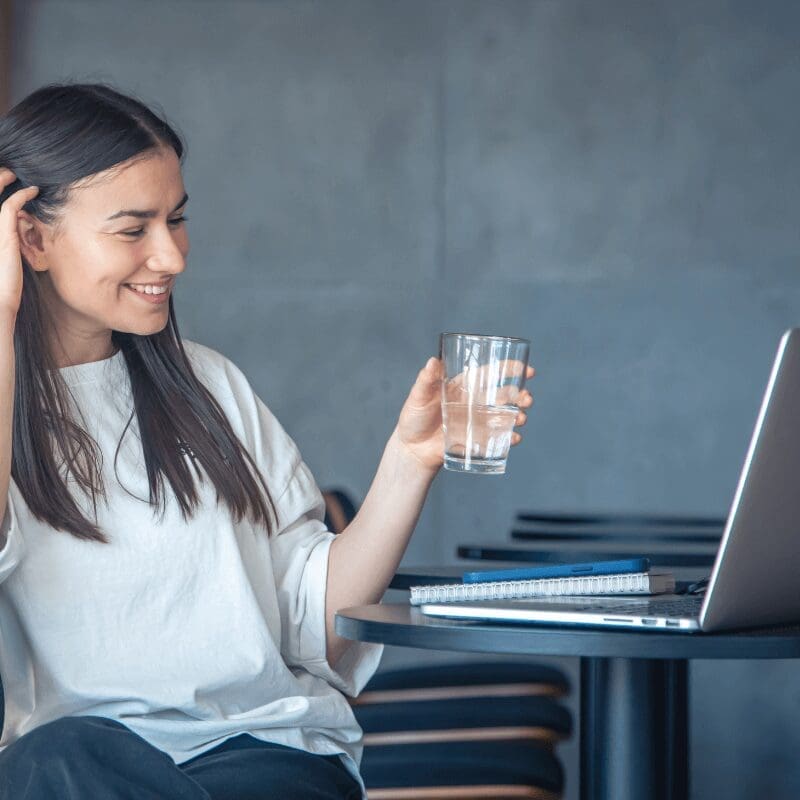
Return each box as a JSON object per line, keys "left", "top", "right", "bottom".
{"left": 422, "top": 328, "right": 800, "bottom": 634}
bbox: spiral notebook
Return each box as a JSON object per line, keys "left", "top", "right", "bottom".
{"left": 409, "top": 571, "right": 675, "bottom": 606}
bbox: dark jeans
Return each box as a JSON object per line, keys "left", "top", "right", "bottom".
{"left": 0, "top": 715, "right": 362, "bottom": 800}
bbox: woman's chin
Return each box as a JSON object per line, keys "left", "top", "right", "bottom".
{"left": 115, "top": 315, "right": 170, "bottom": 337}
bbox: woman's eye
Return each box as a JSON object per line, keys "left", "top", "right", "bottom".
{"left": 120, "top": 216, "right": 188, "bottom": 238}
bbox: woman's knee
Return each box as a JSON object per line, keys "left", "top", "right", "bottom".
{"left": 0, "top": 716, "right": 203, "bottom": 800}
{"left": 4, "top": 715, "right": 130, "bottom": 761}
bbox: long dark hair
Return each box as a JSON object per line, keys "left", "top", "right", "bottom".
{"left": 0, "top": 82, "right": 276, "bottom": 542}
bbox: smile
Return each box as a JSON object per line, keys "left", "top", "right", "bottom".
{"left": 124, "top": 283, "right": 171, "bottom": 304}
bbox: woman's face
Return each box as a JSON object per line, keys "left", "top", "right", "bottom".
{"left": 19, "top": 147, "right": 189, "bottom": 366}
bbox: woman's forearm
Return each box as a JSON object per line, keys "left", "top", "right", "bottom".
{"left": 0, "top": 311, "right": 15, "bottom": 552}
{"left": 324, "top": 427, "right": 438, "bottom": 665}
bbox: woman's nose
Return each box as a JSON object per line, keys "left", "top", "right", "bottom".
{"left": 148, "top": 231, "right": 187, "bottom": 274}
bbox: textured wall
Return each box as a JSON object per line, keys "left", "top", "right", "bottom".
{"left": 9, "top": 1, "right": 800, "bottom": 798}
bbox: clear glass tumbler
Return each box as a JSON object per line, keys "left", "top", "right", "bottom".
{"left": 440, "top": 332, "right": 531, "bottom": 474}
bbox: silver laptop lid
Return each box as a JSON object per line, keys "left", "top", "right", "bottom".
{"left": 701, "top": 329, "right": 800, "bottom": 631}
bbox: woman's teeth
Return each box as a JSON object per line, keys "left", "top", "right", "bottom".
{"left": 126, "top": 284, "right": 169, "bottom": 295}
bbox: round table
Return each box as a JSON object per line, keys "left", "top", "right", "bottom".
{"left": 336, "top": 603, "right": 800, "bottom": 800}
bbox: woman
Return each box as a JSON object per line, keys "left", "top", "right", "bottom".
{"left": 0, "top": 83, "right": 534, "bottom": 800}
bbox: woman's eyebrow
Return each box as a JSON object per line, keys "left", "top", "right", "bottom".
{"left": 106, "top": 192, "right": 189, "bottom": 221}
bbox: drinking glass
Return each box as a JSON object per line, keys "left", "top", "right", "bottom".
{"left": 440, "top": 332, "right": 531, "bottom": 474}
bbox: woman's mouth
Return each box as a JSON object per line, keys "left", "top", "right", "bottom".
{"left": 123, "top": 282, "right": 172, "bottom": 305}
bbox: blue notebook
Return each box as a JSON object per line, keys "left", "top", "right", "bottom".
{"left": 462, "top": 557, "right": 650, "bottom": 584}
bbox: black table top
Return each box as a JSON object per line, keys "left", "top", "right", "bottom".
{"left": 335, "top": 603, "right": 800, "bottom": 660}
{"left": 510, "top": 527, "right": 721, "bottom": 545}
{"left": 515, "top": 511, "right": 725, "bottom": 528}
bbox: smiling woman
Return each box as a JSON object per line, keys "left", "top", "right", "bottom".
{"left": 0, "top": 81, "right": 534, "bottom": 800}
{"left": 0, "top": 82, "right": 378, "bottom": 800}
{"left": 0, "top": 84, "right": 274, "bottom": 544}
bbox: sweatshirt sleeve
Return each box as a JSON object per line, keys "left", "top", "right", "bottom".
{"left": 270, "top": 458, "right": 383, "bottom": 697}
{"left": 0, "top": 492, "right": 25, "bottom": 585}
{"left": 189, "top": 343, "right": 383, "bottom": 696}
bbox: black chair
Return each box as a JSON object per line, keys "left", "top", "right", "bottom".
{"left": 355, "top": 691, "right": 570, "bottom": 747}
{"left": 361, "top": 740, "right": 564, "bottom": 799}
{"left": 355, "top": 661, "right": 568, "bottom": 706}
{"left": 354, "top": 663, "right": 570, "bottom": 798}
{"left": 322, "top": 489, "right": 572, "bottom": 799}
{"left": 322, "top": 488, "right": 358, "bottom": 535}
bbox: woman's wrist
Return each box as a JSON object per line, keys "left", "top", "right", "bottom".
{"left": 385, "top": 427, "right": 441, "bottom": 485}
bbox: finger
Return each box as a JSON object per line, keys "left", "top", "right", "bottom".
{"left": 515, "top": 411, "right": 527, "bottom": 427}
{"left": 1, "top": 185, "right": 39, "bottom": 217}
{"left": 0, "top": 168, "right": 17, "bottom": 189}
{"left": 448, "top": 358, "right": 529, "bottom": 389}
{"left": 495, "top": 385, "right": 522, "bottom": 406}
{"left": 495, "top": 386, "right": 535, "bottom": 408}
{"left": 0, "top": 191, "right": 39, "bottom": 248}
{"left": 510, "top": 432, "right": 522, "bottom": 447}
{"left": 420, "top": 355, "right": 442, "bottom": 382}
{"left": 527, "top": 365, "right": 535, "bottom": 379}
{"left": 0, "top": 186, "right": 39, "bottom": 242}
{"left": 0, "top": 170, "right": 37, "bottom": 209}
{"left": 406, "top": 356, "right": 442, "bottom": 406}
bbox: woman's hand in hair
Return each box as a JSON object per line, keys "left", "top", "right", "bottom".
{"left": 0, "top": 169, "right": 39, "bottom": 316}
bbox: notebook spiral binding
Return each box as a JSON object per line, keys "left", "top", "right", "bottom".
{"left": 409, "top": 571, "right": 674, "bottom": 606}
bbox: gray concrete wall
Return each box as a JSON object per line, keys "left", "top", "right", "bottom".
{"left": 9, "top": 1, "right": 800, "bottom": 798}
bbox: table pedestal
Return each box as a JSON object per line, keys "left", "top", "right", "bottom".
{"left": 580, "top": 657, "right": 688, "bottom": 800}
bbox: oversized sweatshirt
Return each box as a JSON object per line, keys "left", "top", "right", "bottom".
{"left": 0, "top": 340, "right": 383, "bottom": 795}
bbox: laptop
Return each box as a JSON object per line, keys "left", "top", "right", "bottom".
{"left": 422, "top": 328, "right": 800, "bottom": 634}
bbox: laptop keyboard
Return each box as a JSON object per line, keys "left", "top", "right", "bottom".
{"left": 563, "top": 596, "right": 704, "bottom": 617}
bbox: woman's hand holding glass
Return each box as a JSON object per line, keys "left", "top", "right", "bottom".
{"left": 393, "top": 356, "right": 535, "bottom": 475}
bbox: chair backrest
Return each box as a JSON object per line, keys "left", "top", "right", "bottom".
{"left": 322, "top": 488, "right": 357, "bottom": 534}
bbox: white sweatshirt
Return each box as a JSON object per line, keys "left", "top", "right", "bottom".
{"left": 0, "top": 340, "right": 383, "bottom": 795}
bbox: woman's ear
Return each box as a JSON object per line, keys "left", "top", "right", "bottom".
{"left": 17, "top": 211, "right": 49, "bottom": 272}
{"left": 17, "top": 211, "right": 47, "bottom": 272}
